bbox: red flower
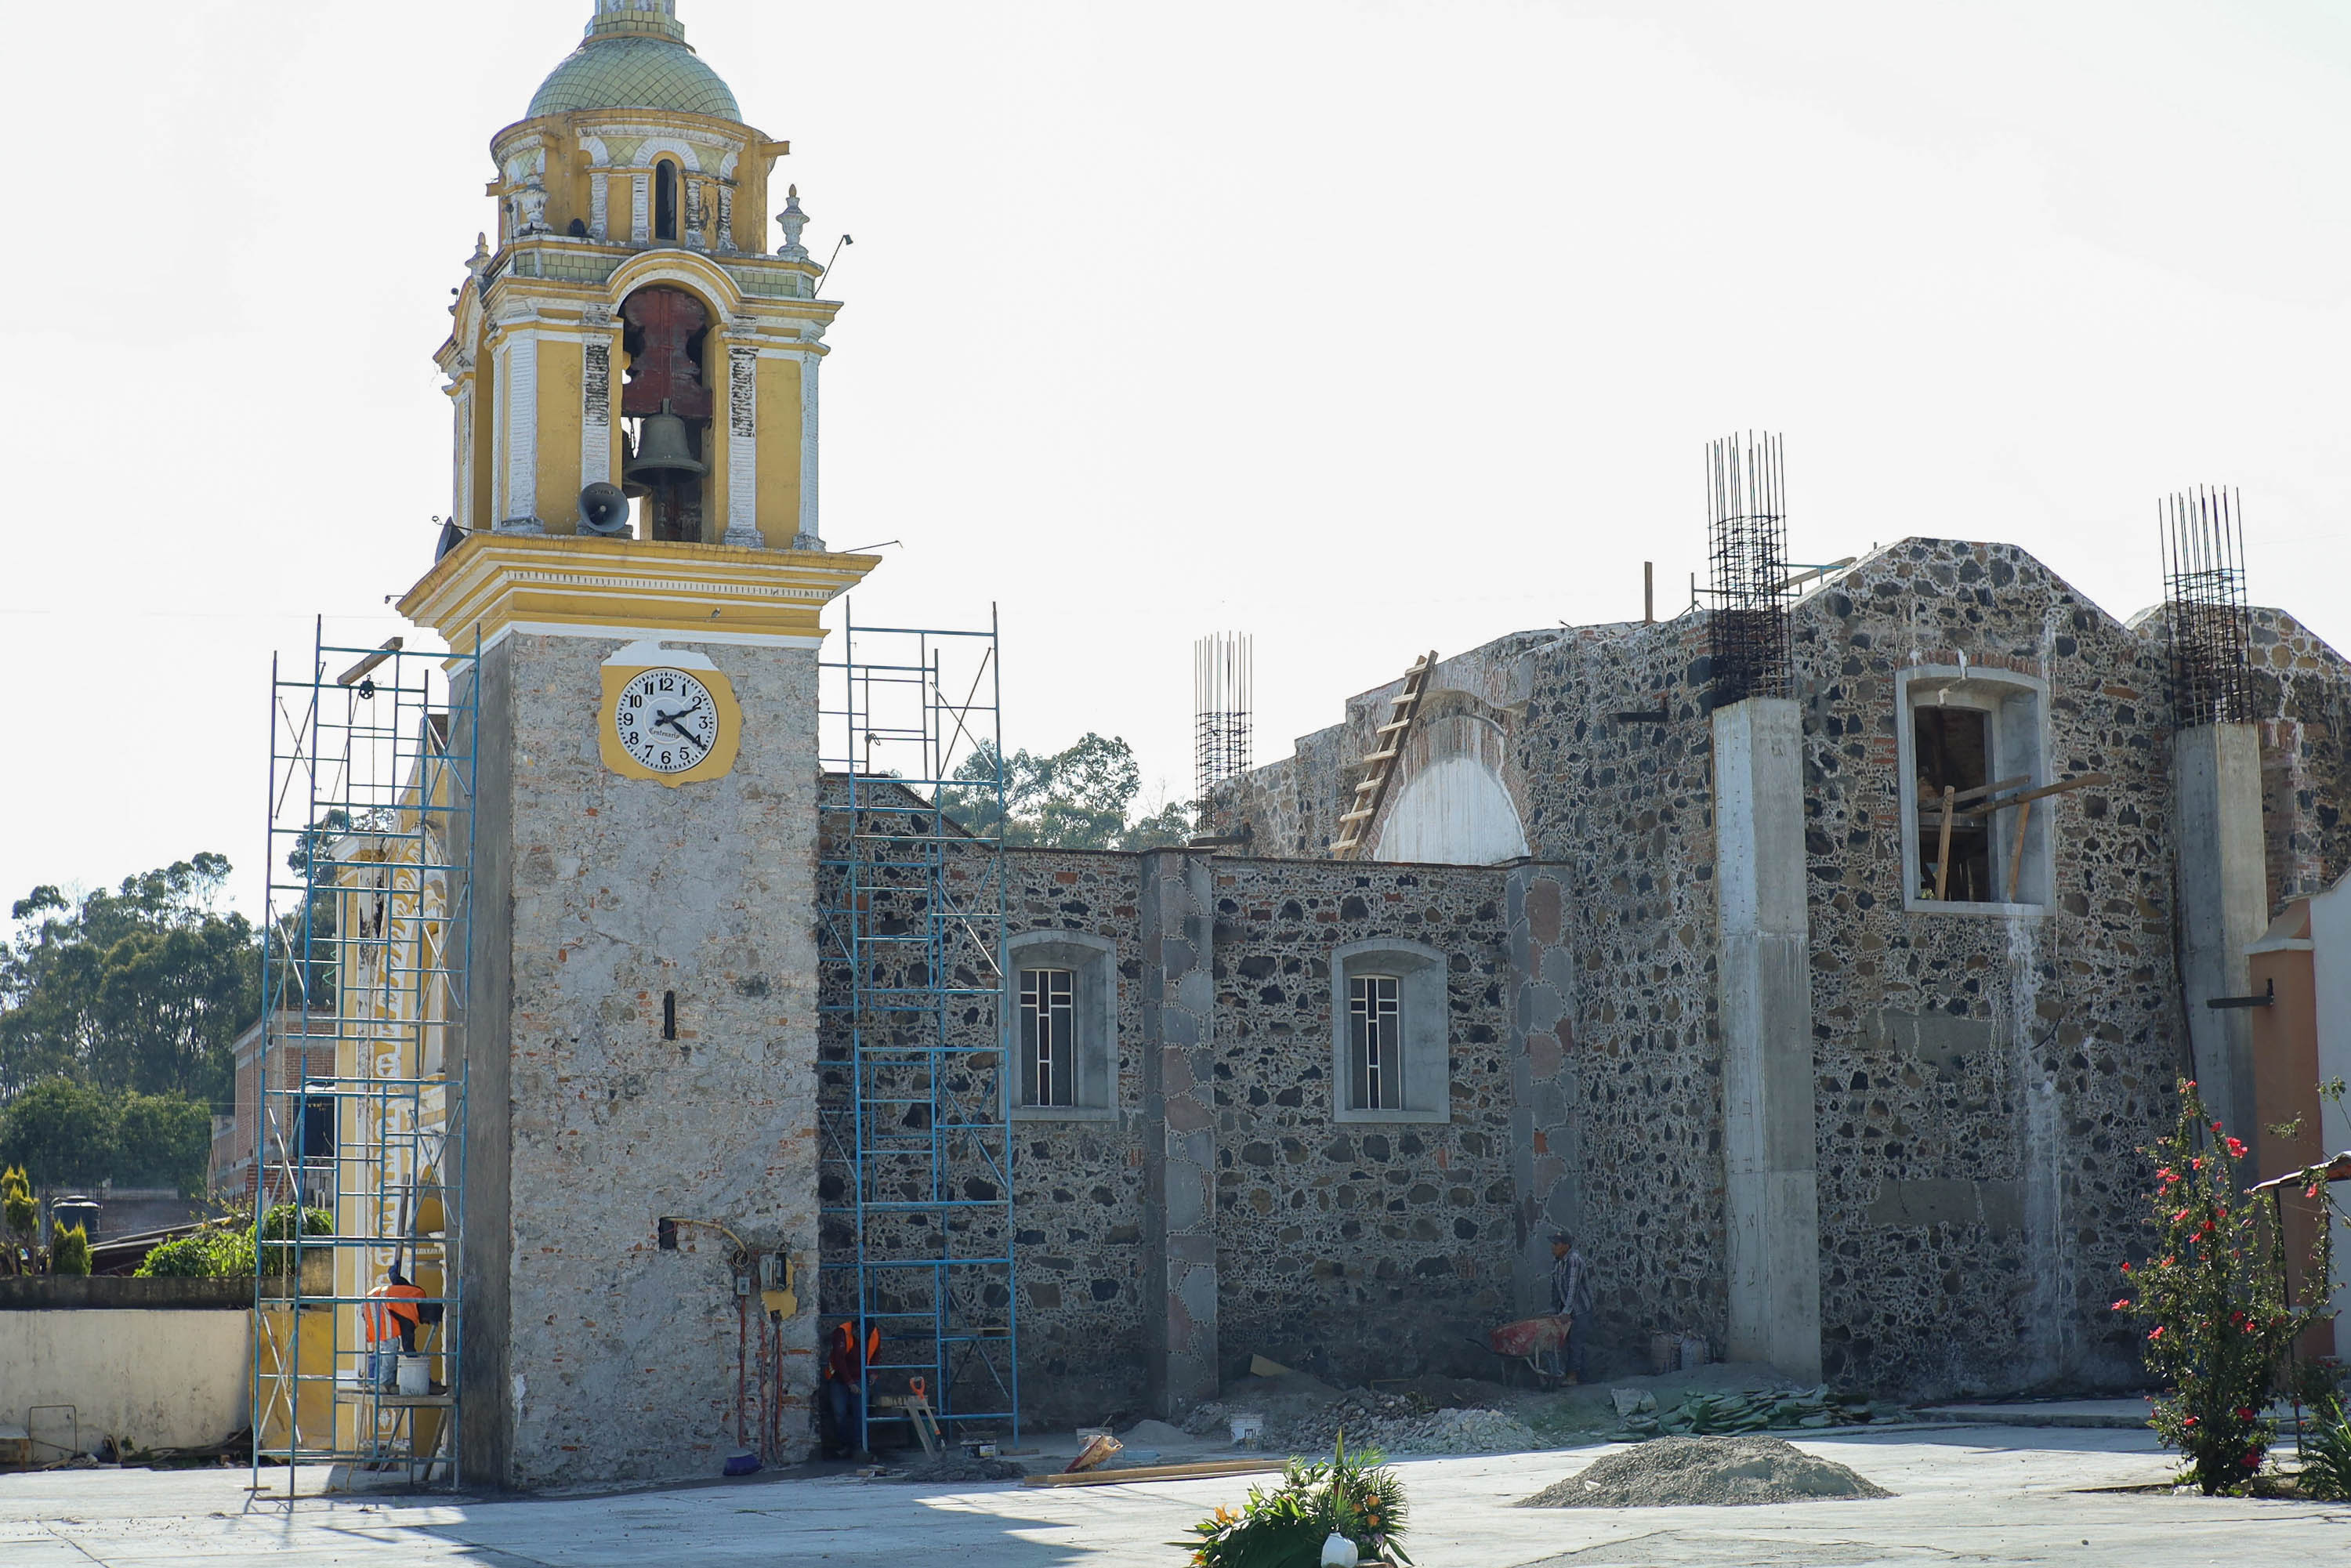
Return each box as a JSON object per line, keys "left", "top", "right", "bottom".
{"left": 2121, "top": 1261, "right": 2134, "bottom": 1273}
{"left": 2241, "top": 1453, "right": 2260, "bottom": 1468}
{"left": 2212, "top": 1121, "right": 2224, "bottom": 1133}
{"left": 2157, "top": 1167, "right": 2179, "bottom": 1186}
{"left": 2183, "top": 1415, "right": 2198, "bottom": 1427}
{"left": 2234, "top": 1407, "right": 2255, "bottom": 1420}
{"left": 2191, "top": 1157, "right": 2204, "bottom": 1171}
{"left": 2225, "top": 1137, "right": 2248, "bottom": 1158}
{"left": 2149, "top": 1327, "right": 2164, "bottom": 1340}
{"left": 2309, "top": 1185, "right": 2323, "bottom": 1200}
{"left": 2111, "top": 1298, "right": 2131, "bottom": 1311}
{"left": 2172, "top": 1209, "right": 2190, "bottom": 1224}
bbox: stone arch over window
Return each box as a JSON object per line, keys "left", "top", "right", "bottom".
{"left": 1002, "top": 929, "right": 1118, "bottom": 1121}
{"left": 1369, "top": 694, "right": 1530, "bottom": 865}
{"left": 1895, "top": 664, "right": 2051, "bottom": 913}
{"left": 654, "top": 158, "right": 682, "bottom": 242}
{"left": 1330, "top": 937, "right": 1451, "bottom": 1124}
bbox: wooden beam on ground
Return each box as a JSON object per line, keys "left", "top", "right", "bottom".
{"left": 1021, "top": 1458, "right": 1290, "bottom": 1488}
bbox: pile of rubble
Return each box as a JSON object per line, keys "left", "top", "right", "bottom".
{"left": 1608, "top": 1384, "right": 1875, "bottom": 1440}
{"left": 1183, "top": 1389, "right": 1541, "bottom": 1457}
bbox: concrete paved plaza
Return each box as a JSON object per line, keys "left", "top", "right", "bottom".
{"left": 0, "top": 1425, "right": 2343, "bottom": 1566}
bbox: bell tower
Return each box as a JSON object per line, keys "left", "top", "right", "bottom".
{"left": 397, "top": 0, "right": 878, "bottom": 1490}
{"left": 431, "top": 0, "right": 831, "bottom": 549}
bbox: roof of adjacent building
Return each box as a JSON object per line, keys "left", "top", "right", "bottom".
{"left": 527, "top": 11, "right": 740, "bottom": 121}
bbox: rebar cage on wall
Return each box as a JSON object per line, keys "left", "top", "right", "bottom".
{"left": 252, "top": 625, "right": 476, "bottom": 1494}
{"left": 2161, "top": 487, "right": 2257, "bottom": 729}
{"left": 1705, "top": 432, "right": 1794, "bottom": 706}
{"left": 817, "top": 609, "right": 1019, "bottom": 1451}
{"left": 1194, "top": 632, "right": 1253, "bottom": 829}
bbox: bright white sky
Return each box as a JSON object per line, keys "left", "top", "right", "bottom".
{"left": 8, "top": 0, "right": 2351, "bottom": 921}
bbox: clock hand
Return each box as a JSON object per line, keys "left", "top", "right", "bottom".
{"left": 654, "top": 709, "right": 705, "bottom": 751}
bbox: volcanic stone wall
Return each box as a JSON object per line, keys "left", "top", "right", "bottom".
{"left": 1200, "top": 856, "right": 1520, "bottom": 1385}
{"left": 1507, "top": 615, "right": 1735, "bottom": 1366}
{"left": 1790, "top": 541, "right": 2185, "bottom": 1397}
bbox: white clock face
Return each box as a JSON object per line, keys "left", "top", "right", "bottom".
{"left": 614, "top": 668, "right": 721, "bottom": 773}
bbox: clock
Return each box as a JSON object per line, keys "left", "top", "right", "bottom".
{"left": 597, "top": 643, "right": 744, "bottom": 786}
{"left": 614, "top": 667, "right": 720, "bottom": 774}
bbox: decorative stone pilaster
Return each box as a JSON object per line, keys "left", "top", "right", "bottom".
{"left": 794, "top": 342, "right": 822, "bottom": 549}
{"left": 494, "top": 328, "right": 544, "bottom": 534}
{"left": 1141, "top": 851, "right": 1218, "bottom": 1416}
{"left": 581, "top": 305, "right": 617, "bottom": 506}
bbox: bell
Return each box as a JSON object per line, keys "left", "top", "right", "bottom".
{"left": 625, "top": 398, "right": 707, "bottom": 487}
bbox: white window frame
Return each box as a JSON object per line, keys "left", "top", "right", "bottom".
{"left": 1331, "top": 938, "right": 1451, "bottom": 1124}
{"left": 1020, "top": 968, "right": 1077, "bottom": 1108}
{"left": 1896, "top": 665, "right": 2050, "bottom": 918}
{"left": 1002, "top": 930, "right": 1118, "bottom": 1121}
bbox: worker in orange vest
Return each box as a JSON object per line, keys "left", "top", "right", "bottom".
{"left": 824, "top": 1319, "right": 880, "bottom": 1459}
{"left": 364, "top": 1269, "right": 426, "bottom": 1391}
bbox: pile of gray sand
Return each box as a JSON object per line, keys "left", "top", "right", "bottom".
{"left": 1517, "top": 1436, "right": 1891, "bottom": 1508}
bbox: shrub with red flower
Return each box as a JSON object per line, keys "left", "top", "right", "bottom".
{"left": 2114, "top": 1080, "right": 2333, "bottom": 1495}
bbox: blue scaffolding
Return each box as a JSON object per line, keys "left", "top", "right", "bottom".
{"left": 251, "top": 624, "right": 477, "bottom": 1494}
{"left": 817, "top": 607, "right": 1019, "bottom": 1451}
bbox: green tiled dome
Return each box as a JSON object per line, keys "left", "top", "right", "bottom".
{"left": 527, "top": 36, "right": 741, "bottom": 121}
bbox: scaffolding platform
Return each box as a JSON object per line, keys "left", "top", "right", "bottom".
{"left": 817, "top": 609, "right": 1020, "bottom": 1451}
{"left": 251, "top": 625, "right": 476, "bottom": 1494}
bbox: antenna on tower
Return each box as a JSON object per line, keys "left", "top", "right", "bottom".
{"left": 1194, "top": 632, "right": 1254, "bottom": 833}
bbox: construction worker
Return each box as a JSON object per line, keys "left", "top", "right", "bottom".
{"left": 364, "top": 1268, "right": 426, "bottom": 1391}
{"left": 824, "top": 1319, "right": 879, "bottom": 1459}
{"left": 1549, "top": 1232, "right": 1593, "bottom": 1385}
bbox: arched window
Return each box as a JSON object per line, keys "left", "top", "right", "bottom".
{"left": 654, "top": 161, "right": 679, "bottom": 242}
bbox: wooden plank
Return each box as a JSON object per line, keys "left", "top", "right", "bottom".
{"left": 1021, "top": 1458, "right": 1289, "bottom": 1488}
{"left": 1919, "top": 773, "right": 2114, "bottom": 827}
{"left": 2006, "top": 798, "right": 2032, "bottom": 901}
{"left": 1933, "top": 785, "right": 1956, "bottom": 901}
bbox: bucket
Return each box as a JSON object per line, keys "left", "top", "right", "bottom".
{"left": 1229, "top": 1414, "right": 1266, "bottom": 1449}
{"left": 397, "top": 1353, "right": 431, "bottom": 1396}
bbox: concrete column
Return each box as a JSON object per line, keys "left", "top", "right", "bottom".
{"left": 1140, "top": 851, "right": 1218, "bottom": 1416}
{"left": 1505, "top": 864, "right": 1581, "bottom": 1315}
{"left": 2175, "top": 722, "right": 2271, "bottom": 1143}
{"left": 1712, "top": 697, "right": 1822, "bottom": 1380}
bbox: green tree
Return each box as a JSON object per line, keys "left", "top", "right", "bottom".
{"left": 950, "top": 734, "right": 1192, "bottom": 849}
{"left": 0, "top": 1080, "right": 212, "bottom": 1194}
{"left": 2, "top": 1165, "right": 34, "bottom": 1275}
{"left": 2116, "top": 1077, "right": 2332, "bottom": 1494}
{"left": 50, "top": 1222, "right": 91, "bottom": 1277}
{"left": 0, "top": 854, "right": 259, "bottom": 1103}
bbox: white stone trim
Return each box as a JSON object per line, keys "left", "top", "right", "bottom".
{"left": 476, "top": 621, "right": 825, "bottom": 652}
{"left": 724, "top": 344, "right": 759, "bottom": 546}
{"left": 589, "top": 173, "right": 610, "bottom": 241}
{"left": 581, "top": 331, "right": 614, "bottom": 498}
{"left": 632, "top": 173, "right": 650, "bottom": 244}
{"left": 499, "top": 332, "right": 542, "bottom": 531}
{"left": 489, "top": 339, "right": 509, "bottom": 521}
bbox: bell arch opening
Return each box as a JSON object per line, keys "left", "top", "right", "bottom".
{"left": 618, "top": 284, "right": 714, "bottom": 541}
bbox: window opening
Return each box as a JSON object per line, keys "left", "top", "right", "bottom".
{"left": 654, "top": 162, "right": 679, "bottom": 241}
{"left": 1914, "top": 704, "right": 1992, "bottom": 901}
{"left": 1020, "top": 969, "right": 1075, "bottom": 1108}
{"left": 1348, "top": 974, "right": 1402, "bottom": 1111}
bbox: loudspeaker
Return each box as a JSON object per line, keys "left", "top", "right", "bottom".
{"left": 579, "top": 482, "right": 632, "bottom": 537}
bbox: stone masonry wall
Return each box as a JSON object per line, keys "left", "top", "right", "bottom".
{"left": 1794, "top": 542, "right": 2182, "bottom": 1397}
{"left": 1202, "top": 856, "right": 1520, "bottom": 1385}
{"left": 491, "top": 632, "right": 824, "bottom": 1487}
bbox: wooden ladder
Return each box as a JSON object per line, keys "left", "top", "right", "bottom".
{"left": 1332, "top": 650, "right": 1438, "bottom": 860}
